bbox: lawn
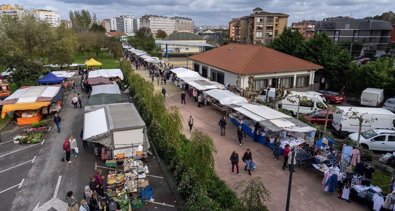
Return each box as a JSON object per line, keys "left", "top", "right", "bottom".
{"left": 0, "top": 116, "right": 10, "bottom": 130}
{"left": 74, "top": 50, "right": 120, "bottom": 69}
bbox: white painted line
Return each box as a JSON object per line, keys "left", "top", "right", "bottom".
{"left": 148, "top": 174, "right": 164, "bottom": 179}
{"left": 32, "top": 156, "right": 37, "bottom": 163}
{"left": 0, "top": 143, "right": 40, "bottom": 158}
{"left": 19, "top": 178, "right": 24, "bottom": 188}
{"left": 0, "top": 140, "right": 13, "bottom": 145}
{"left": 33, "top": 202, "right": 40, "bottom": 211}
{"left": 148, "top": 201, "right": 175, "bottom": 208}
{"left": 0, "top": 157, "right": 36, "bottom": 174}
{"left": 53, "top": 175, "right": 62, "bottom": 199}
{"left": 41, "top": 139, "right": 45, "bottom": 145}
{"left": 0, "top": 179, "right": 24, "bottom": 194}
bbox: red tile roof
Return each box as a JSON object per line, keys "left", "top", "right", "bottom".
{"left": 105, "top": 32, "right": 126, "bottom": 37}
{"left": 189, "top": 44, "right": 323, "bottom": 75}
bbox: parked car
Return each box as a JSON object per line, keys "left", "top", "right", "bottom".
{"left": 0, "top": 67, "right": 15, "bottom": 78}
{"left": 383, "top": 98, "right": 395, "bottom": 113}
{"left": 318, "top": 90, "right": 345, "bottom": 104}
{"left": 360, "top": 88, "right": 384, "bottom": 107}
{"left": 332, "top": 106, "right": 395, "bottom": 137}
{"left": 304, "top": 110, "right": 333, "bottom": 125}
{"left": 348, "top": 129, "right": 395, "bottom": 151}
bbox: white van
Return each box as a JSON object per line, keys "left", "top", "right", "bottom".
{"left": 360, "top": 88, "right": 384, "bottom": 107}
{"left": 280, "top": 91, "right": 327, "bottom": 116}
{"left": 332, "top": 106, "right": 395, "bottom": 137}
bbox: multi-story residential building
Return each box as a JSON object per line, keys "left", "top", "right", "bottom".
{"left": 0, "top": 4, "right": 24, "bottom": 16}
{"left": 173, "top": 17, "right": 194, "bottom": 32}
{"left": 102, "top": 19, "right": 111, "bottom": 32}
{"left": 133, "top": 18, "right": 141, "bottom": 32}
{"left": 315, "top": 17, "right": 392, "bottom": 50}
{"left": 110, "top": 18, "right": 117, "bottom": 31}
{"left": 140, "top": 15, "right": 176, "bottom": 35}
{"left": 115, "top": 15, "right": 134, "bottom": 35}
{"left": 60, "top": 20, "right": 72, "bottom": 28}
{"left": 32, "top": 9, "right": 61, "bottom": 27}
{"left": 229, "top": 7, "right": 288, "bottom": 44}
{"left": 291, "top": 20, "right": 317, "bottom": 39}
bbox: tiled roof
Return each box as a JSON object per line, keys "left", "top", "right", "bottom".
{"left": 189, "top": 44, "right": 323, "bottom": 75}
{"left": 105, "top": 32, "right": 126, "bottom": 37}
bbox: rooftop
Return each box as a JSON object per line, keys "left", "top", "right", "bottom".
{"left": 189, "top": 44, "right": 322, "bottom": 75}
{"left": 164, "top": 31, "right": 203, "bottom": 40}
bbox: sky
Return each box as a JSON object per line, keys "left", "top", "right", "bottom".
{"left": 2, "top": 0, "right": 395, "bottom": 26}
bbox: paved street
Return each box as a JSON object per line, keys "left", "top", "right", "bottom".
{"left": 134, "top": 67, "right": 369, "bottom": 211}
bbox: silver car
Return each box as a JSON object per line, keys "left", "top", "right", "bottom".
{"left": 383, "top": 98, "right": 395, "bottom": 112}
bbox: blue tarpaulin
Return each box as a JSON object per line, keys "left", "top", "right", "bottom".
{"left": 37, "top": 72, "right": 65, "bottom": 85}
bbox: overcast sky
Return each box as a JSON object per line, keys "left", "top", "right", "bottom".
{"left": 5, "top": 0, "right": 395, "bottom": 25}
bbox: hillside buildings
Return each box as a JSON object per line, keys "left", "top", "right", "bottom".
{"left": 0, "top": 4, "right": 24, "bottom": 16}
{"left": 291, "top": 20, "right": 317, "bottom": 40}
{"left": 229, "top": 7, "right": 288, "bottom": 44}
{"left": 32, "top": 9, "right": 61, "bottom": 27}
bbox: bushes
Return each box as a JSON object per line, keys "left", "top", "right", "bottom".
{"left": 119, "top": 59, "right": 241, "bottom": 209}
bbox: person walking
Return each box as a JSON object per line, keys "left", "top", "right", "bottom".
{"left": 197, "top": 94, "right": 203, "bottom": 107}
{"left": 181, "top": 91, "right": 186, "bottom": 104}
{"left": 84, "top": 186, "right": 92, "bottom": 205}
{"left": 79, "top": 199, "right": 90, "bottom": 211}
{"left": 242, "top": 149, "right": 253, "bottom": 176}
{"left": 188, "top": 116, "right": 194, "bottom": 132}
{"left": 230, "top": 150, "right": 239, "bottom": 174}
{"left": 81, "top": 129, "right": 88, "bottom": 150}
{"left": 282, "top": 144, "right": 291, "bottom": 170}
{"left": 77, "top": 93, "right": 82, "bottom": 108}
{"left": 66, "top": 191, "right": 79, "bottom": 211}
{"left": 288, "top": 147, "right": 297, "bottom": 172}
{"left": 72, "top": 95, "right": 78, "bottom": 108}
{"left": 273, "top": 136, "right": 281, "bottom": 160}
{"left": 54, "top": 113, "right": 62, "bottom": 133}
{"left": 237, "top": 126, "right": 245, "bottom": 146}
{"left": 90, "top": 191, "right": 100, "bottom": 211}
{"left": 63, "top": 138, "right": 72, "bottom": 163}
{"left": 162, "top": 87, "right": 166, "bottom": 98}
{"left": 70, "top": 135, "right": 79, "bottom": 158}
{"left": 89, "top": 176, "right": 98, "bottom": 194}
{"left": 95, "top": 171, "right": 104, "bottom": 196}
{"left": 218, "top": 116, "right": 227, "bottom": 136}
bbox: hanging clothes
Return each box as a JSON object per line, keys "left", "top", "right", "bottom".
{"left": 383, "top": 192, "right": 395, "bottom": 210}
{"left": 373, "top": 193, "right": 384, "bottom": 211}
{"left": 341, "top": 186, "right": 350, "bottom": 201}
{"left": 351, "top": 148, "right": 361, "bottom": 167}
{"left": 323, "top": 171, "right": 338, "bottom": 193}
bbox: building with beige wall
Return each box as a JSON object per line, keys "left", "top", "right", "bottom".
{"left": 32, "top": 9, "right": 61, "bottom": 27}
{"left": 291, "top": 20, "right": 317, "bottom": 40}
{"left": 173, "top": 17, "right": 194, "bottom": 32}
{"left": 0, "top": 4, "right": 24, "bottom": 16}
{"left": 102, "top": 19, "right": 111, "bottom": 32}
{"left": 229, "top": 7, "right": 288, "bottom": 44}
{"left": 140, "top": 15, "right": 175, "bottom": 35}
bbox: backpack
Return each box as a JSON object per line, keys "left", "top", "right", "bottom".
{"left": 63, "top": 141, "right": 69, "bottom": 151}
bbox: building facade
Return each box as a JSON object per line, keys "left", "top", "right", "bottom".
{"left": 140, "top": 15, "right": 176, "bottom": 35}
{"left": 189, "top": 44, "right": 322, "bottom": 91}
{"left": 229, "top": 7, "right": 288, "bottom": 44}
{"left": 133, "top": 18, "right": 141, "bottom": 32}
{"left": 32, "top": 9, "right": 61, "bottom": 27}
{"left": 173, "top": 17, "right": 194, "bottom": 32}
{"left": 110, "top": 18, "right": 117, "bottom": 31}
{"left": 0, "top": 4, "right": 24, "bottom": 16}
{"left": 291, "top": 20, "right": 317, "bottom": 39}
{"left": 102, "top": 19, "right": 111, "bottom": 32}
{"left": 316, "top": 17, "right": 392, "bottom": 50}
{"left": 115, "top": 16, "right": 134, "bottom": 35}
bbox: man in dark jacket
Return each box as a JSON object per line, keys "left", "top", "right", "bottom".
{"left": 54, "top": 113, "right": 61, "bottom": 133}
{"left": 242, "top": 148, "right": 253, "bottom": 175}
{"left": 218, "top": 116, "right": 227, "bottom": 136}
{"left": 237, "top": 126, "right": 245, "bottom": 146}
{"left": 181, "top": 91, "right": 186, "bottom": 104}
{"left": 230, "top": 151, "right": 239, "bottom": 174}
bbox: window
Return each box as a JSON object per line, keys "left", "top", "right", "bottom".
{"left": 296, "top": 76, "right": 309, "bottom": 87}
{"left": 280, "top": 77, "right": 293, "bottom": 88}
{"left": 388, "top": 135, "right": 395, "bottom": 142}
{"left": 373, "top": 135, "right": 386, "bottom": 142}
{"left": 257, "top": 26, "right": 263, "bottom": 30}
{"left": 317, "top": 102, "right": 327, "bottom": 109}
{"left": 255, "top": 79, "right": 268, "bottom": 91}
{"left": 256, "top": 32, "right": 263, "bottom": 38}
{"left": 257, "top": 18, "right": 263, "bottom": 23}
{"left": 299, "top": 99, "right": 314, "bottom": 108}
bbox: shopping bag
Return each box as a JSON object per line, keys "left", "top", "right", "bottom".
{"left": 250, "top": 162, "right": 256, "bottom": 170}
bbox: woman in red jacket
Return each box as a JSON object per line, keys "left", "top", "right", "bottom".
{"left": 282, "top": 144, "right": 290, "bottom": 170}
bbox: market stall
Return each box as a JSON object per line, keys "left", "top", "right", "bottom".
{"left": 51, "top": 71, "right": 75, "bottom": 78}
{"left": 37, "top": 72, "right": 65, "bottom": 85}
{"left": 187, "top": 79, "right": 224, "bottom": 91}
{"left": 85, "top": 58, "right": 102, "bottom": 67}
{"left": 88, "top": 84, "right": 121, "bottom": 105}
{"left": 88, "top": 69, "right": 124, "bottom": 80}
{"left": 83, "top": 103, "right": 149, "bottom": 159}
{"left": 0, "top": 86, "right": 61, "bottom": 125}
{"left": 204, "top": 89, "right": 247, "bottom": 114}
{"left": 86, "top": 76, "right": 112, "bottom": 86}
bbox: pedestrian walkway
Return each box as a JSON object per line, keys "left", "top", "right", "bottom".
{"left": 134, "top": 67, "right": 367, "bottom": 211}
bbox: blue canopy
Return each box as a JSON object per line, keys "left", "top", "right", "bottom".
{"left": 37, "top": 72, "right": 65, "bottom": 85}
{"left": 315, "top": 137, "right": 334, "bottom": 147}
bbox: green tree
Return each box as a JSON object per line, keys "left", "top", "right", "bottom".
{"left": 235, "top": 177, "right": 271, "bottom": 211}
{"left": 156, "top": 29, "right": 167, "bottom": 39}
{"left": 129, "top": 27, "right": 161, "bottom": 57}
{"left": 268, "top": 28, "right": 306, "bottom": 57}
{"left": 69, "top": 10, "right": 92, "bottom": 32}
{"left": 7, "top": 56, "right": 43, "bottom": 86}
{"left": 90, "top": 23, "right": 106, "bottom": 33}
{"left": 48, "top": 22, "right": 78, "bottom": 65}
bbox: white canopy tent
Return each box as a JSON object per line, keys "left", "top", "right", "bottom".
{"left": 83, "top": 108, "right": 109, "bottom": 141}
{"left": 88, "top": 69, "right": 124, "bottom": 80}
{"left": 52, "top": 71, "right": 75, "bottom": 78}
{"left": 4, "top": 86, "right": 60, "bottom": 103}
{"left": 91, "top": 84, "right": 121, "bottom": 96}
{"left": 204, "top": 89, "right": 248, "bottom": 105}
{"left": 187, "top": 79, "right": 224, "bottom": 91}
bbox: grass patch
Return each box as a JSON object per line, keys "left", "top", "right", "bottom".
{"left": 74, "top": 50, "right": 119, "bottom": 69}
{"left": 372, "top": 170, "right": 392, "bottom": 194}
{"left": 0, "top": 116, "right": 10, "bottom": 130}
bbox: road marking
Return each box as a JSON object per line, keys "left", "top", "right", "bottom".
{"left": 19, "top": 178, "right": 24, "bottom": 188}
{"left": 148, "top": 201, "right": 175, "bottom": 208}
{"left": 53, "top": 175, "right": 62, "bottom": 199}
{"left": 32, "top": 155, "right": 37, "bottom": 163}
{"left": 0, "top": 157, "right": 36, "bottom": 174}
{"left": 41, "top": 139, "right": 45, "bottom": 145}
{"left": 148, "top": 174, "right": 164, "bottom": 179}
{"left": 0, "top": 179, "right": 24, "bottom": 194}
{"left": 0, "top": 143, "right": 40, "bottom": 158}
{"left": 0, "top": 140, "right": 13, "bottom": 145}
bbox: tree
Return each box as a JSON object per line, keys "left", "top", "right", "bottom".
{"left": 268, "top": 28, "right": 306, "bottom": 57}
{"left": 69, "top": 10, "right": 92, "bottom": 32}
{"left": 8, "top": 56, "right": 43, "bottom": 86}
{"left": 346, "top": 108, "right": 377, "bottom": 146}
{"left": 156, "top": 29, "right": 167, "bottom": 39}
{"left": 90, "top": 23, "right": 106, "bottom": 33}
{"left": 235, "top": 177, "right": 271, "bottom": 211}
{"left": 136, "top": 27, "right": 152, "bottom": 39}
{"left": 365, "top": 11, "right": 395, "bottom": 24}
{"left": 129, "top": 27, "right": 161, "bottom": 57}
{"left": 48, "top": 22, "right": 78, "bottom": 65}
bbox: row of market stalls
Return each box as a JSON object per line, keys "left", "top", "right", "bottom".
{"left": 125, "top": 47, "right": 161, "bottom": 64}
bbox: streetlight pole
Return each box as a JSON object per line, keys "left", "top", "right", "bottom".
{"left": 285, "top": 150, "right": 295, "bottom": 211}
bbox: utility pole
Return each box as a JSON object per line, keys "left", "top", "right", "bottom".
{"left": 285, "top": 151, "right": 295, "bottom": 211}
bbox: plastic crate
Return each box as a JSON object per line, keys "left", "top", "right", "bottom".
{"left": 139, "top": 186, "right": 154, "bottom": 201}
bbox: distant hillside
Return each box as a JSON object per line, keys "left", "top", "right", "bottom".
{"left": 365, "top": 11, "right": 395, "bottom": 24}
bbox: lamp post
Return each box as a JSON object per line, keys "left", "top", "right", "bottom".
{"left": 285, "top": 150, "right": 295, "bottom": 211}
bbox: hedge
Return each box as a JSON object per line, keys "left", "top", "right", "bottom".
{"left": 120, "top": 60, "right": 239, "bottom": 210}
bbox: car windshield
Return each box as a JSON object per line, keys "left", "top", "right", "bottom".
{"left": 386, "top": 98, "right": 395, "bottom": 104}
{"left": 361, "top": 130, "right": 378, "bottom": 139}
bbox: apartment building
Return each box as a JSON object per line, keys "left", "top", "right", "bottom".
{"left": 229, "top": 7, "right": 288, "bottom": 44}
{"left": 32, "top": 9, "right": 61, "bottom": 27}
{"left": 0, "top": 4, "right": 24, "bottom": 16}
{"left": 316, "top": 17, "right": 392, "bottom": 50}
{"left": 291, "top": 20, "right": 317, "bottom": 39}
{"left": 133, "top": 18, "right": 141, "bottom": 32}
{"left": 140, "top": 15, "right": 175, "bottom": 35}
{"left": 102, "top": 19, "right": 111, "bottom": 32}
{"left": 115, "top": 16, "right": 134, "bottom": 35}
{"left": 173, "top": 17, "right": 194, "bottom": 32}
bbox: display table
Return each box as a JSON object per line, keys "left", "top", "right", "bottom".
{"left": 17, "top": 113, "right": 42, "bottom": 126}
{"left": 230, "top": 117, "right": 266, "bottom": 144}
